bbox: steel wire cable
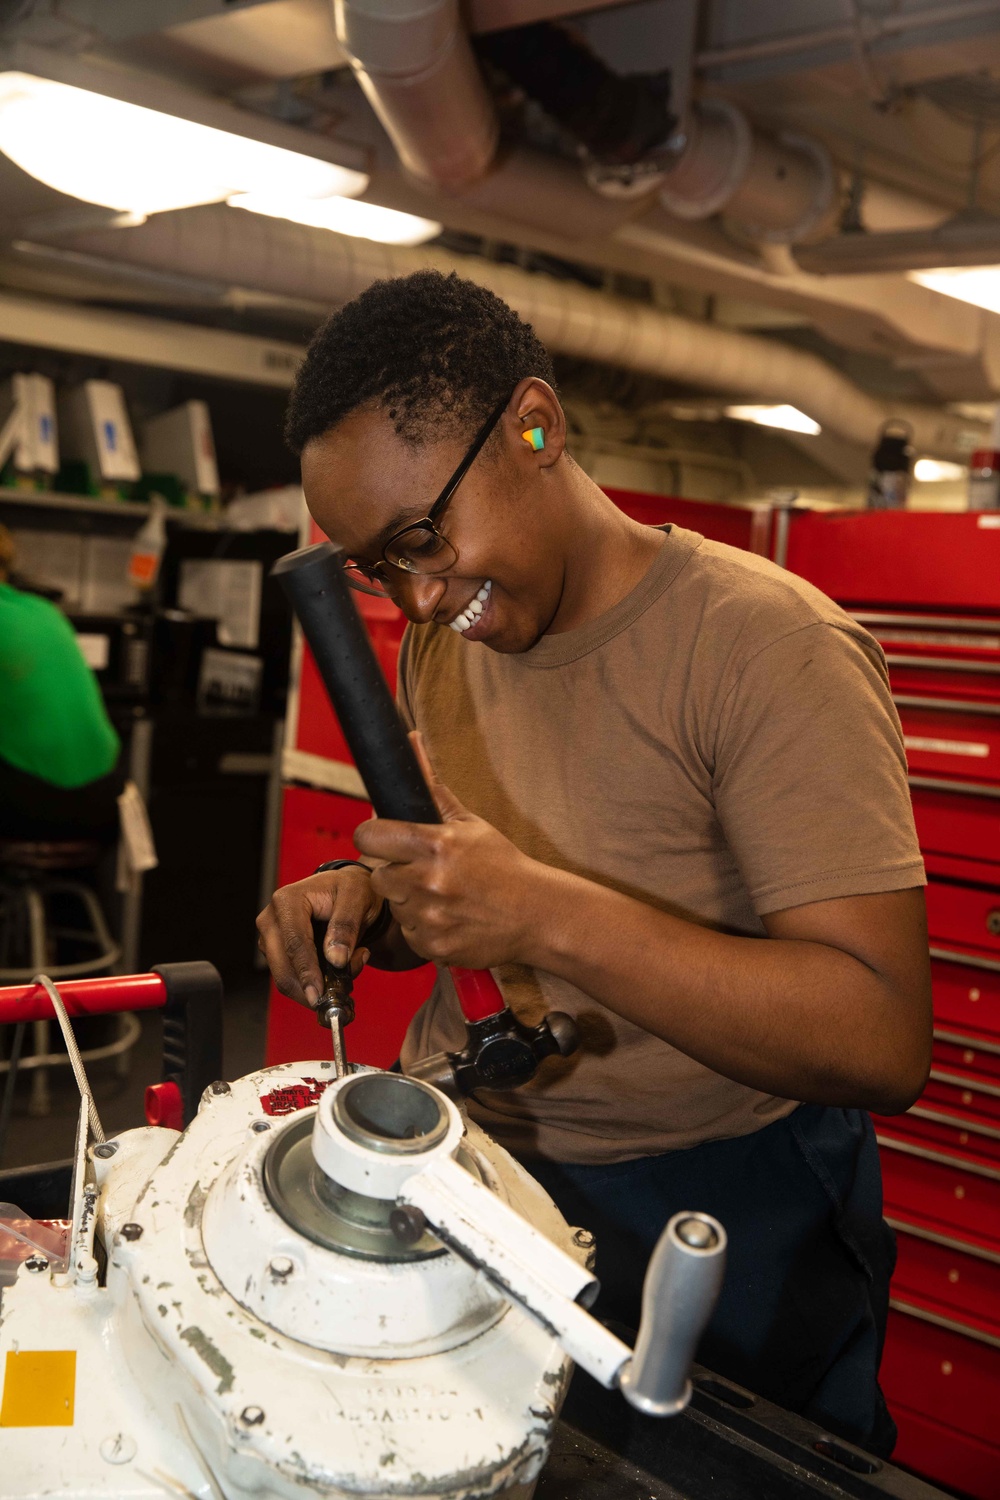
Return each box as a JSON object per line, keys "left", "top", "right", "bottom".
{"left": 31, "top": 974, "right": 105, "bottom": 1144}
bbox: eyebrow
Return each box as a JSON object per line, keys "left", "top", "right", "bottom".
{"left": 355, "top": 505, "right": 427, "bottom": 561}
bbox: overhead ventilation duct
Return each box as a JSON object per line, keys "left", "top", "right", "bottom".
{"left": 332, "top": 0, "right": 498, "bottom": 190}
{"left": 654, "top": 101, "right": 839, "bottom": 246}
{"left": 63, "top": 205, "right": 978, "bottom": 458}
{"left": 476, "top": 21, "right": 836, "bottom": 245}
{"left": 796, "top": 216, "right": 1000, "bottom": 275}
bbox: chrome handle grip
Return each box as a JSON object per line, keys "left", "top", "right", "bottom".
{"left": 619, "top": 1212, "right": 727, "bottom": 1416}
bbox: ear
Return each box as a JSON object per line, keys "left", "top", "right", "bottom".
{"left": 510, "top": 377, "right": 565, "bottom": 467}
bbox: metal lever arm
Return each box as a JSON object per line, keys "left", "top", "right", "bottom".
{"left": 400, "top": 1157, "right": 725, "bottom": 1412}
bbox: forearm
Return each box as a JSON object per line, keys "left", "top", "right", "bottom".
{"left": 524, "top": 866, "right": 925, "bottom": 1113}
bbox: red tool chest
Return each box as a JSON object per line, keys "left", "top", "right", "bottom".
{"left": 786, "top": 509, "right": 1000, "bottom": 1498}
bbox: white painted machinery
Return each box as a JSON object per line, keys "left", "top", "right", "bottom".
{"left": 0, "top": 974, "right": 725, "bottom": 1500}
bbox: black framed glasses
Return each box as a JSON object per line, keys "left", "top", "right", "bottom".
{"left": 343, "top": 389, "right": 514, "bottom": 598}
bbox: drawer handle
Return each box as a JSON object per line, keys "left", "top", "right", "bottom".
{"left": 930, "top": 945, "right": 1000, "bottom": 975}
{"left": 889, "top": 1296, "right": 1000, "bottom": 1350}
{"left": 876, "top": 1131, "right": 1000, "bottom": 1181}
{"left": 988, "top": 912, "right": 1000, "bottom": 937}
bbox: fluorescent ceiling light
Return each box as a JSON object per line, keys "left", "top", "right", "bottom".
{"left": 725, "top": 404, "right": 821, "bottom": 435}
{"left": 0, "top": 72, "right": 367, "bottom": 217}
{"left": 909, "top": 265, "right": 1000, "bottom": 315}
{"left": 913, "top": 458, "right": 965, "bottom": 483}
{"left": 230, "top": 192, "right": 442, "bottom": 247}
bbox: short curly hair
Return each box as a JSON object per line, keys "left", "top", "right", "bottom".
{"left": 284, "top": 270, "right": 555, "bottom": 454}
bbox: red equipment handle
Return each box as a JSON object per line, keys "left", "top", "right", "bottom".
{"left": 450, "top": 967, "right": 507, "bottom": 1023}
{"left": 0, "top": 973, "right": 167, "bottom": 1026}
{"left": 0, "top": 965, "right": 222, "bottom": 1130}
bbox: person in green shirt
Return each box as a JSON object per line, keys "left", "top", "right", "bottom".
{"left": 0, "top": 525, "right": 121, "bottom": 840}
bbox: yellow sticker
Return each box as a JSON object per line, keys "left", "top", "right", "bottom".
{"left": 0, "top": 1350, "right": 76, "bottom": 1426}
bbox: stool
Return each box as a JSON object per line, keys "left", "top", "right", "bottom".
{"left": 0, "top": 839, "right": 125, "bottom": 1117}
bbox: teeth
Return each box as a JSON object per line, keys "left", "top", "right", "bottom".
{"left": 449, "top": 580, "right": 492, "bottom": 636}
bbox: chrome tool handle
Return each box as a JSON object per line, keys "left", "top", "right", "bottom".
{"left": 619, "top": 1212, "right": 727, "bottom": 1415}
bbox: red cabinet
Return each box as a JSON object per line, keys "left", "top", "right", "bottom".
{"left": 786, "top": 512, "right": 1000, "bottom": 1496}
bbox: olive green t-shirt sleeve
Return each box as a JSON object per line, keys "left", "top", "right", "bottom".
{"left": 712, "top": 622, "right": 926, "bottom": 916}
{"left": 0, "top": 583, "right": 120, "bottom": 789}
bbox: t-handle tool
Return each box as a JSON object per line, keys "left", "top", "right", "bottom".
{"left": 272, "top": 543, "right": 578, "bottom": 1096}
{"left": 311, "top": 921, "right": 355, "bottom": 1078}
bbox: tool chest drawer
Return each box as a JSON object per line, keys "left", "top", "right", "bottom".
{"left": 878, "top": 1101, "right": 1000, "bottom": 1166}
{"left": 911, "top": 782, "right": 1000, "bottom": 866}
{"left": 881, "top": 1298, "right": 1000, "bottom": 1498}
{"left": 878, "top": 1133, "right": 1000, "bottom": 1250}
{"left": 931, "top": 952, "right": 1000, "bottom": 1042}
{"left": 899, "top": 705, "right": 1000, "bottom": 784}
{"left": 933, "top": 1030, "right": 1000, "bottom": 1083}
{"left": 891, "top": 1220, "right": 1000, "bottom": 1338}
{"left": 925, "top": 876, "right": 1000, "bottom": 958}
{"left": 891, "top": 1406, "right": 1000, "bottom": 1500}
{"left": 856, "top": 608, "right": 1000, "bottom": 714}
{"left": 924, "top": 1058, "right": 1000, "bottom": 1125}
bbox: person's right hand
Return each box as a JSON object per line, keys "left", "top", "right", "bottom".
{"left": 256, "top": 866, "right": 383, "bottom": 1010}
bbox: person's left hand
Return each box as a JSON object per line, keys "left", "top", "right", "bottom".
{"left": 353, "top": 733, "right": 547, "bottom": 969}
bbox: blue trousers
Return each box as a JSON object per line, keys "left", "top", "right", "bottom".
{"left": 522, "top": 1104, "right": 897, "bottom": 1456}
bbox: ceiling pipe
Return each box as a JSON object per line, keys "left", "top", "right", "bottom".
{"left": 796, "top": 216, "right": 1000, "bottom": 275}
{"left": 653, "top": 101, "right": 839, "bottom": 246}
{"left": 696, "top": 0, "right": 1000, "bottom": 72}
{"left": 332, "top": 0, "right": 499, "bottom": 191}
{"left": 63, "top": 205, "right": 980, "bottom": 458}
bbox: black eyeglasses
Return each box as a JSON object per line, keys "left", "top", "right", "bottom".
{"left": 343, "top": 390, "right": 514, "bottom": 598}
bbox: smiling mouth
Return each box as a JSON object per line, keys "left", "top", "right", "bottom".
{"left": 448, "top": 579, "right": 492, "bottom": 635}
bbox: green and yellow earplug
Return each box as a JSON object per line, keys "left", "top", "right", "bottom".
{"left": 521, "top": 426, "right": 545, "bottom": 451}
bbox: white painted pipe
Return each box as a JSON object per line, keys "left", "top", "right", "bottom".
{"left": 68, "top": 206, "right": 978, "bottom": 457}
{"left": 332, "top": 0, "right": 498, "bottom": 190}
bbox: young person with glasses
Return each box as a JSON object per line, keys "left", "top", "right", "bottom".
{"left": 258, "top": 270, "right": 930, "bottom": 1456}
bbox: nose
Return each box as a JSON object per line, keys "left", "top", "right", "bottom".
{"left": 397, "top": 573, "right": 448, "bottom": 624}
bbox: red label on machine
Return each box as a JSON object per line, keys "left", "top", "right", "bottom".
{"left": 259, "top": 1076, "right": 334, "bottom": 1117}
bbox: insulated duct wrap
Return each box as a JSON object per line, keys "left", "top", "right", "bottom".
{"left": 333, "top": 0, "right": 498, "bottom": 190}
{"left": 68, "top": 206, "right": 973, "bottom": 457}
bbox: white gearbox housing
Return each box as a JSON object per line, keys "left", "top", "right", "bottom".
{"left": 0, "top": 1061, "right": 586, "bottom": 1500}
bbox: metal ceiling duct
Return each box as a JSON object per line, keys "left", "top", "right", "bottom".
{"left": 796, "top": 217, "right": 1000, "bottom": 275}
{"left": 655, "top": 101, "right": 839, "bottom": 246}
{"left": 332, "top": 0, "right": 499, "bottom": 190}
{"left": 64, "top": 205, "right": 979, "bottom": 457}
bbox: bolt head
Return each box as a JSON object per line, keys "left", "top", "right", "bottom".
{"left": 268, "top": 1255, "right": 294, "bottom": 1279}
{"left": 24, "top": 1254, "right": 48, "bottom": 1274}
{"left": 210, "top": 1079, "right": 231, "bottom": 1095}
{"left": 99, "top": 1432, "right": 137, "bottom": 1465}
{"left": 240, "top": 1406, "right": 265, "bottom": 1426}
{"left": 120, "top": 1222, "right": 144, "bottom": 1242}
{"left": 94, "top": 1141, "right": 118, "bottom": 1159}
{"left": 251, "top": 1119, "right": 271, "bottom": 1133}
{"left": 389, "top": 1205, "right": 427, "bottom": 1245}
{"left": 572, "top": 1228, "right": 595, "bottom": 1249}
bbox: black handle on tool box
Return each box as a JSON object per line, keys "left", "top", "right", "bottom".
{"left": 152, "top": 962, "right": 224, "bottom": 1125}
{"left": 272, "top": 543, "right": 440, "bottom": 824}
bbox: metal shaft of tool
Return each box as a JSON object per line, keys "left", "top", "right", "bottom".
{"left": 330, "top": 1011, "right": 348, "bottom": 1079}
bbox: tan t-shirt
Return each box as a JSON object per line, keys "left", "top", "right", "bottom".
{"left": 397, "top": 526, "right": 925, "bottom": 1164}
